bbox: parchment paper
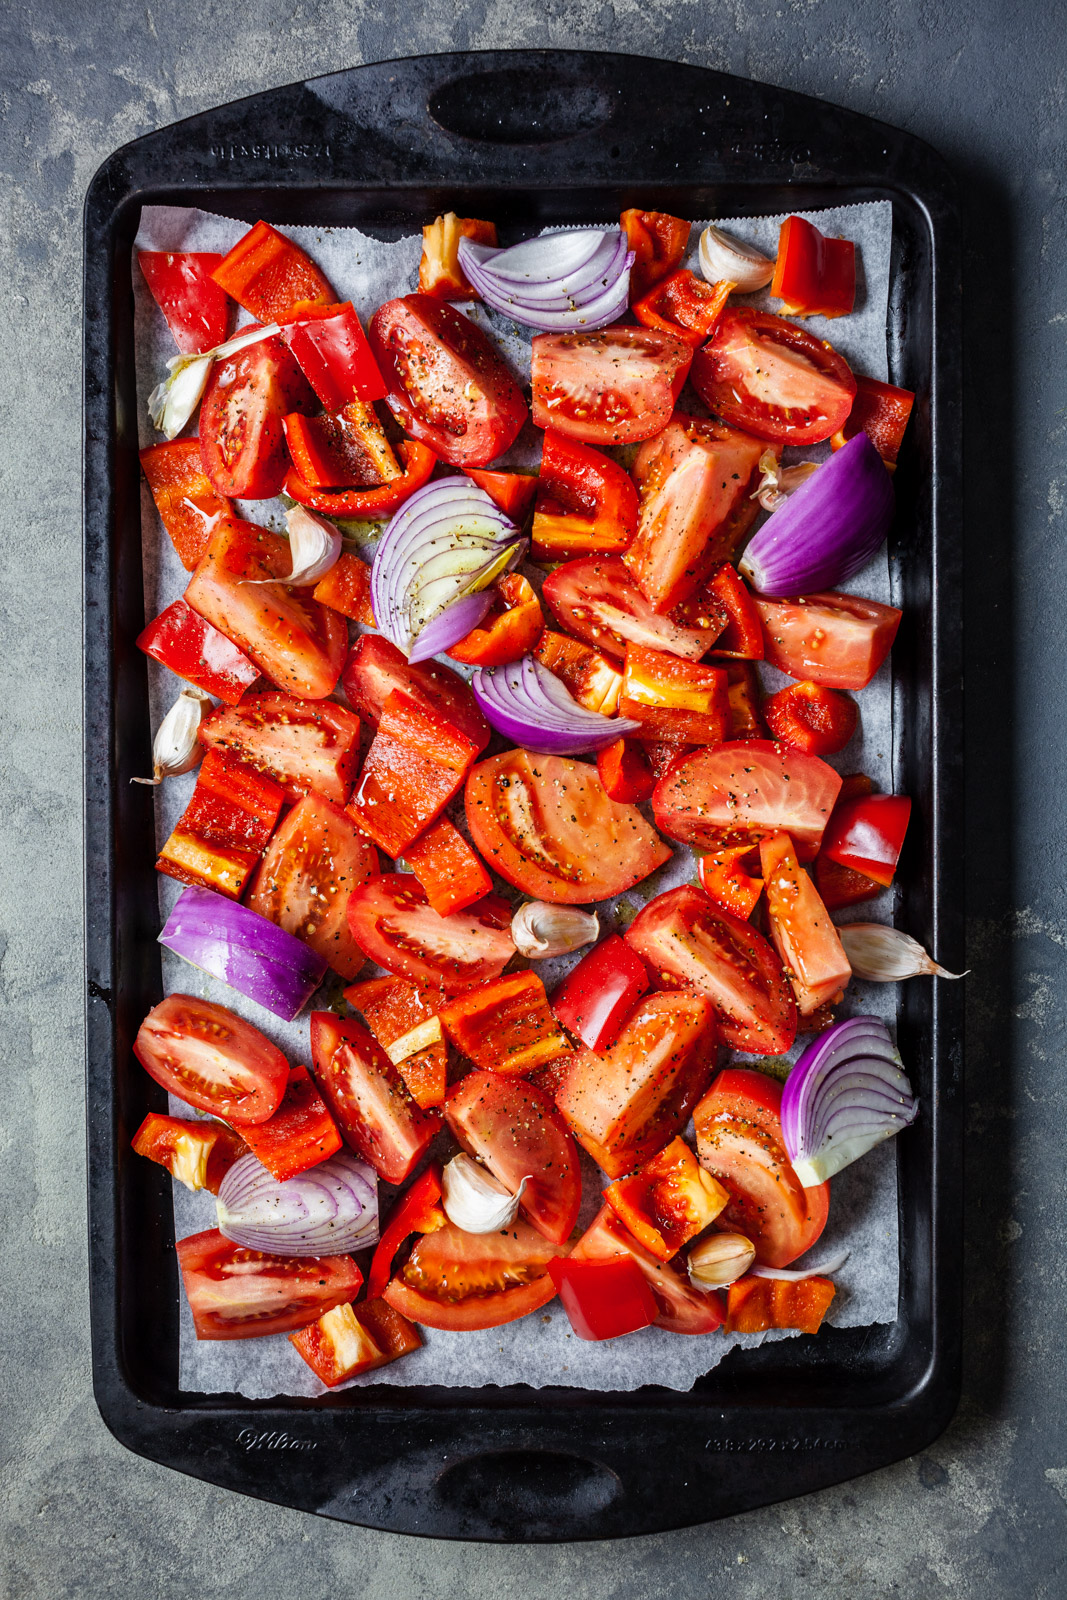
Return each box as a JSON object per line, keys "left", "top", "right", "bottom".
{"left": 131, "top": 201, "right": 904, "bottom": 1396}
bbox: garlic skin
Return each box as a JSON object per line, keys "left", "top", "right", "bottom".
{"left": 132, "top": 688, "right": 211, "bottom": 786}
{"left": 147, "top": 322, "right": 282, "bottom": 440}
{"left": 687, "top": 1233, "right": 756, "bottom": 1290}
{"left": 751, "top": 449, "right": 821, "bottom": 513}
{"left": 750, "top": 1248, "right": 850, "bottom": 1282}
{"left": 699, "top": 225, "right": 775, "bottom": 293}
{"left": 838, "top": 924, "right": 967, "bottom": 982}
{"left": 511, "top": 902, "right": 599, "bottom": 959}
{"left": 441, "top": 1154, "right": 527, "bottom": 1234}
{"left": 282, "top": 506, "right": 342, "bottom": 585}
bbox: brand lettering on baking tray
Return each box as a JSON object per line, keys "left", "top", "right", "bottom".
{"left": 210, "top": 144, "right": 331, "bottom": 161}
{"left": 706, "top": 1437, "right": 846, "bottom": 1452}
{"left": 235, "top": 1428, "right": 318, "bottom": 1452}
{"left": 727, "top": 142, "right": 811, "bottom": 164}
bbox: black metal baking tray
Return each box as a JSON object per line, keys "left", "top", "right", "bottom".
{"left": 83, "top": 48, "right": 963, "bottom": 1541}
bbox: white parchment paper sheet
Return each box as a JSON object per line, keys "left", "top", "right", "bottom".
{"left": 131, "top": 200, "right": 904, "bottom": 1396}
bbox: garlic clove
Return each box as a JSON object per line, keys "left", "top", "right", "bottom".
{"left": 241, "top": 506, "right": 342, "bottom": 589}
{"left": 132, "top": 687, "right": 211, "bottom": 786}
{"left": 751, "top": 449, "right": 821, "bottom": 513}
{"left": 147, "top": 322, "right": 282, "bottom": 440}
{"left": 441, "top": 1153, "right": 528, "bottom": 1234}
{"left": 687, "top": 1232, "right": 756, "bottom": 1290}
{"left": 511, "top": 902, "right": 599, "bottom": 960}
{"left": 838, "top": 923, "right": 968, "bottom": 982}
{"left": 699, "top": 225, "right": 775, "bottom": 293}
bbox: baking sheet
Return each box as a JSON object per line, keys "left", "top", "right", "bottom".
{"left": 132, "top": 200, "right": 904, "bottom": 1395}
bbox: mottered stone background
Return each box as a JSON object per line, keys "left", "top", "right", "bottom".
{"left": 2, "top": 2, "right": 1065, "bottom": 1596}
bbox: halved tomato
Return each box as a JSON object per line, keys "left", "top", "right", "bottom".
{"left": 693, "top": 1068, "right": 829, "bottom": 1267}
{"left": 383, "top": 1220, "right": 561, "bottom": 1331}
{"left": 464, "top": 749, "right": 671, "bottom": 905}
{"left": 752, "top": 592, "right": 902, "bottom": 691}
{"left": 554, "top": 991, "right": 718, "bottom": 1178}
{"left": 341, "top": 633, "right": 490, "bottom": 750}
{"left": 184, "top": 516, "right": 347, "bottom": 700}
{"left": 541, "top": 555, "right": 713, "bottom": 663}
{"left": 652, "top": 739, "right": 842, "bottom": 862}
{"left": 691, "top": 308, "right": 856, "bottom": 446}
{"left": 199, "top": 331, "right": 315, "bottom": 498}
{"left": 246, "top": 793, "right": 378, "bottom": 980}
{"left": 176, "top": 1229, "right": 362, "bottom": 1340}
{"left": 625, "top": 416, "right": 767, "bottom": 612}
{"left": 624, "top": 885, "right": 797, "bottom": 1055}
{"left": 445, "top": 1070, "right": 581, "bottom": 1245}
{"left": 531, "top": 326, "right": 693, "bottom": 446}
{"left": 309, "top": 1011, "right": 440, "bottom": 1184}
{"left": 368, "top": 295, "right": 527, "bottom": 467}
{"left": 570, "top": 1205, "right": 724, "bottom": 1334}
{"left": 346, "top": 874, "right": 515, "bottom": 993}
{"left": 133, "top": 994, "right": 289, "bottom": 1124}
{"left": 199, "top": 690, "right": 361, "bottom": 804}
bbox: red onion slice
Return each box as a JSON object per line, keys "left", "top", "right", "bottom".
{"left": 472, "top": 656, "right": 642, "bottom": 755}
{"left": 216, "top": 1151, "right": 379, "bottom": 1256}
{"left": 159, "top": 886, "right": 327, "bottom": 1021}
{"left": 780, "top": 1016, "right": 918, "bottom": 1185}
{"left": 458, "top": 229, "right": 634, "bottom": 332}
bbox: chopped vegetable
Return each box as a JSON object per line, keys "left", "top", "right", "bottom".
{"left": 530, "top": 430, "right": 638, "bottom": 559}
{"left": 724, "top": 1274, "right": 836, "bottom": 1334}
{"left": 199, "top": 689, "right": 361, "bottom": 805}
{"left": 155, "top": 747, "right": 283, "bottom": 900}
{"left": 441, "top": 970, "right": 571, "bottom": 1077}
{"left": 136, "top": 598, "right": 260, "bottom": 706}
{"left": 211, "top": 220, "right": 335, "bottom": 320}
{"left": 131, "top": 687, "right": 209, "bottom": 786}
{"left": 309, "top": 1011, "right": 441, "bottom": 1185}
{"left": 138, "top": 250, "right": 231, "bottom": 353}
{"left": 632, "top": 269, "right": 732, "bottom": 347}
{"left": 820, "top": 791, "right": 912, "bottom": 886}
{"left": 620, "top": 209, "right": 690, "bottom": 298}
{"left": 604, "top": 1137, "right": 728, "bottom": 1261}
{"left": 780, "top": 1016, "right": 919, "bottom": 1185}
{"left": 232, "top": 1065, "right": 342, "bottom": 1181}
{"left": 548, "top": 1257, "right": 658, "bottom": 1341}
{"left": 131, "top": 1113, "right": 248, "bottom": 1194}
{"left": 550, "top": 933, "right": 650, "bottom": 1052}
{"left": 176, "top": 1228, "right": 361, "bottom": 1340}
{"left": 471, "top": 656, "right": 641, "bottom": 755}
{"left": 402, "top": 815, "right": 493, "bottom": 917}
{"left": 216, "top": 1150, "right": 378, "bottom": 1256}
{"left": 139, "top": 439, "right": 231, "bottom": 570}
{"left": 284, "top": 301, "right": 387, "bottom": 406}
{"left": 698, "top": 225, "right": 774, "bottom": 292}
{"left": 290, "top": 1298, "right": 422, "bottom": 1384}
{"left": 770, "top": 215, "right": 856, "bottom": 319}
{"left": 343, "top": 973, "right": 448, "bottom": 1109}
{"left": 418, "top": 211, "right": 497, "bottom": 300}
{"left": 457, "top": 228, "right": 633, "bottom": 331}
{"left": 159, "top": 884, "right": 328, "bottom": 1021}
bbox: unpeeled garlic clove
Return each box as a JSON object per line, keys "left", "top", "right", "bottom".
{"left": 441, "top": 1154, "right": 527, "bottom": 1234}
{"left": 838, "top": 923, "right": 968, "bottom": 982}
{"left": 511, "top": 902, "right": 599, "bottom": 959}
{"left": 751, "top": 449, "right": 821, "bottom": 512}
{"left": 241, "top": 506, "right": 342, "bottom": 589}
{"left": 131, "top": 688, "right": 211, "bottom": 786}
{"left": 699, "top": 225, "right": 775, "bottom": 293}
{"left": 687, "top": 1232, "right": 756, "bottom": 1290}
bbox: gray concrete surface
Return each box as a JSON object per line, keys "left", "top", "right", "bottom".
{"left": 2, "top": 0, "right": 1065, "bottom": 1594}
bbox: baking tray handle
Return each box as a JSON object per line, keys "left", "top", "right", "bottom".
{"left": 431, "top": 1447, "right": 621, "bottom": 1538}
{"left": 425, "top": 61, "right": 619, "bottom": 146}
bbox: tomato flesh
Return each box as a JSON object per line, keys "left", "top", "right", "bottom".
{"left": 309, "top": 1011, "right": 440, "bottom": 1184}
{"left": 199, "top": 332, "right": 315, "bottom": 499}
{"left": 384, "top": 1221, "right": 561, "bottom": 1331}
{"left": 763, "top": 681, "right": 858, "bottom": 755}
{"left": 531, "top": 326, "right": 692, "bottom": 446}
{"left": 341, "top": 633, "right": 490, "bottom": 750}
{"left": 759, "top": 831, "right": 852, "bottom": 1015}
{"left": 177, "top": 1228, "right": 361, "bottom": 1340}
{"left": 134, "top": 994, "right": 289, "bottom": 1125}
{"left": 346, "top": 874, "right": 515, "bottom": 993}
{"left": 753, "top": 592, "right": 902, "bottom": 691}
{"left": 199, "top": 690, "right": 361, "bottom": 805}
{"left": 652, "top": 739, "right": 842, "bottom": 862}
{"left": 541, "top": 555, "right": 713, "bottom": 663}
{"left": 691, "top": 308, "right": 856, "bottom": 446}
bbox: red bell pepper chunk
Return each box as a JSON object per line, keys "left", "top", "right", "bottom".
{"left": 211, "top": 220, "right": 335, "bottom": 321}
{"left": 814, "top": 855, "right": 883, "bottom": 911}
{"left": 341, "top": 633, "right": 490, "bottom": 750}
{"left": 724, "top": 1274, "right": 835, "bottom": 1335}
{"left": 440, "top": 971, "right": 571, "bottom": 1077}
{"left": 463, "top": 468, "right": 538, "bottom": 522}
{"left": 551, "top": 935, "right": 650, "bottom": 1052}
{"left": 365, "top": 1164, "right": 445, "bottom": 1302}
{"left": 619, "top": 644, "right": 731, "bottom": 744}
{"left": 763, "top": 680, "right": 858, "bottom": 756}
{"left": 283, "top": 402, "right": 400, "bottom": 491}
{"left": 137, "top": 599, "right": 260, "bottom": 706}
{"left": 198, "top": 689, "right": 362, "bottom": 805}
{"left": 234, "top": 1066, "right": 342, "bottom": 1181}
{"left": 632, "top": 269, "right": 732, "bottom": 348}
{"left": 548, "top": 1256, "right": 658, "bottom": 1341}
{"left": 138, "top": 251, "right": 230, "bottom": 354}
{"left": 724, "top": 661, "right": 767, "bottom": 739}
{"left": 705, "top": 565, "right": 765, "bottom": 659}
{"left": 418, "top": 212, "right": 498, "bottom": 300}
{"left": 156, "top": 748, "right": 283, "bottom": 899}
{"left": 285, "top": 301, "right": 387, "bottom": 406}
{"left": 698, "top": 844, "right": 764, "bottom": 921}
{"left": 533, "top": 631, "right": 623, "bottom": 714}
{"left": 531, "top": 430, "right": 639, "bottom": 559}
{"left": 820, "top": 793, "right": 912, "bottom": 887}
{"left": 284, "top": 439, "right": 437, "bottom": 519}
{"left": 312, "top": 552, "right": 375, "bottom": 624}
{"left": 402, "top": 816, "right": 493, "bottom": 917}
{"left": 139, "top": 440, "right": 232, "bottom": 571}
{"left": 131, "top": 1112, "right": 248, "bottom": 1194}
{"left": 344, "top": 974, "right": 449, "bottom": 1110}
{"left": 620, "top": 209, "right": 691, "bottom": 300}
{"left": 830, "top": 374, "right": 915, "bottom": 465}
{"left": 596, "top": 736, "right": 655, "bottom": 804}
{"left": 446, "top": 574, "right": 543, "bottom": 668}
{"left": 346, "top": 689, "right": 479, "bottom": 857}
{"left": 770, "top": 216, "right": 856, "bottom": 319}
{"left": 289, "top": 1297, "right": 422, "bottom": 1385}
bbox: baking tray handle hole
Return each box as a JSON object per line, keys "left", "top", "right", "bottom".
{"left": 429, "top": 70, "right": 617, "bottom": 145}
{"left": 434, "top": 1448, "right": 621, "bottom": 1529}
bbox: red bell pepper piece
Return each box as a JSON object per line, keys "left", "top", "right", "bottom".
{"left": 211, "top": 220, "right": 335, "bottom": 321}
{"left": 603, "top": 1136, "right": 728, "bottom": 1261}
{"left": 365, "top": 1164, "right": 445, "bottom": 1302}
{"left": 763, "top": 680, "right": 858, "bottom": 756}
{"left": 131, "top": 1112, "right": 247, "bottom": 1194}
{"left": 820, "top": 792, "right": 911, "bottom": 888}
{"left": 418, "top": 212, "right": 498, "bottom": 300}
{"left": 137, "top": 599, "right": 260, "bottom": 706}
{"left": 312, "top": 552, "right": 375, "bottom": 624}
{"left": 445, "top": 574, "right": 543, "bottom": 667}
{"left": 440, "top": 971, "right": 571, "bottom": 1077}
{"left": 620, "top": 209, "right": 691, "bottom": 300}
{"left": 830, "top": 374, "right": 915, "bottom": 465}
{"left": 139, "top": 440, "right": 232, "bottom": 571}
{"left": 289, "top": 1297, "right": 422, "bottom": 1385}
{"left": 632, "top": 269, "right": 732, "bottom": 348}
{"left": 198, "top": 689, "right": 362, "bottom": 805}
{"left": 283, "top": 403, "right": 400, "bottom": 490}
{"left": 551, "top": 935, "right": 650, "bottom": 1052}
{"left": 697, "top": 844, "right": 764, "bottom": 921}
{"left": 547, "top": 1256, "right": 658, "bottom": 1341}
{"left": 531, "top": 430, "right": 638, "bottom": 559}
{"left": 619, "top": 645, "right": 731, "bottom": 744}
{"left": 234, "top": 1065, "right": 342, "bottom": 1181}
{"left": 344, "top": 974, "right": 449, "bottom": 1110}
{"left": 814, "top": 855, "right": 883, "bottom": 911}
{"left": 463, "top": 468, "right": 538, "bottom": 522}
{"left": 284, "top": 301, "right": 387, "bottom": 406}
{"left": 724, "top": 661, "right": 767, "bottom": 739}
{"left": 341, "top": 634, "right": 490, "bottom": 750}
{"left": 724, "top": 1274, "right": 835, "bottom": 1334}
{"left": 346, "top": 689, "right": 479, "bottom": 857}
{"left": 284, "top": 438, "right": 436, "bottom": 519}
{"left": 156, "top": 748, "right": 284, "bottom": 899}
{"left": 596, "top": 737, "right": 655, "bottom": 804}
{"left": 402, "top": 816, "right": 493, "bottom": 917}
{"left": 642, "top": 740, "right": 694, "bottom": 781}
{"left": 770, "top": 215, "right": 856, "bottom": 319}
{"left": 532, "top": 631, "right": 623, "bottom": 714}
{"left": 138, "top": 251, "right": 230, "bottom": 354}
{"left": 704, "top": 565, "right": 765, "bottom": 659}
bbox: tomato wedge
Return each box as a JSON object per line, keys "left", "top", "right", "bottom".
{"left": 624, "top": 885, "right": 797, "bottom": 1055}
{"left": 246, "top": 793, "right": 379, "bottom": 979}
{"left": 465, "top": 749, "right": 671, "bottom": 905}
{"left": 177, "top": 1229, "right": 361, "bottom": 1340}
{"left": 531, "top": 325, "right": 692, "bottom": 447}
{"left": 570, "top": 1205, "right": 723, "bottom": 1334}
{"left": 445, "top": 1071, "right": 581, "bottom": 1245}
{"left": 199, "top": 332, "right": 315, "bottom": 499}
{"left": 383, "top": 1221, "right": 561, "bottom": 1331}
{"left": 368, "top": 295, "right": 527, "bottom": 467}
{"left": 541, "top": 555, "right": 712, "bottom": 663}
{"left": 346, "top": 874, "right": 515, "bottom": 993}
{"left": 133, "top": 994, "right": 289, "bottom": 1124}
{"left": 759, "top": 831, "right": 852, "bottom": 1015}
{"left": 693, "top": 1068, "right": 829, "bottom": 1267}
{"left": 199, "top": 690, "right": 361, "bottom": 805}
{"left": 691, "top": 308, "right": 857, "bottom": 446}
{"left": 309, "top": 1011, "right": 440, "bottom": 1184}
{"left": 753, "top": 592, "right": 903, "bottom": 691}
{"left": 341, "top": 633, "right": 490, "bottom": 750}
{"left": 652, "top": 740, "right": 842, "bottom": 861}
